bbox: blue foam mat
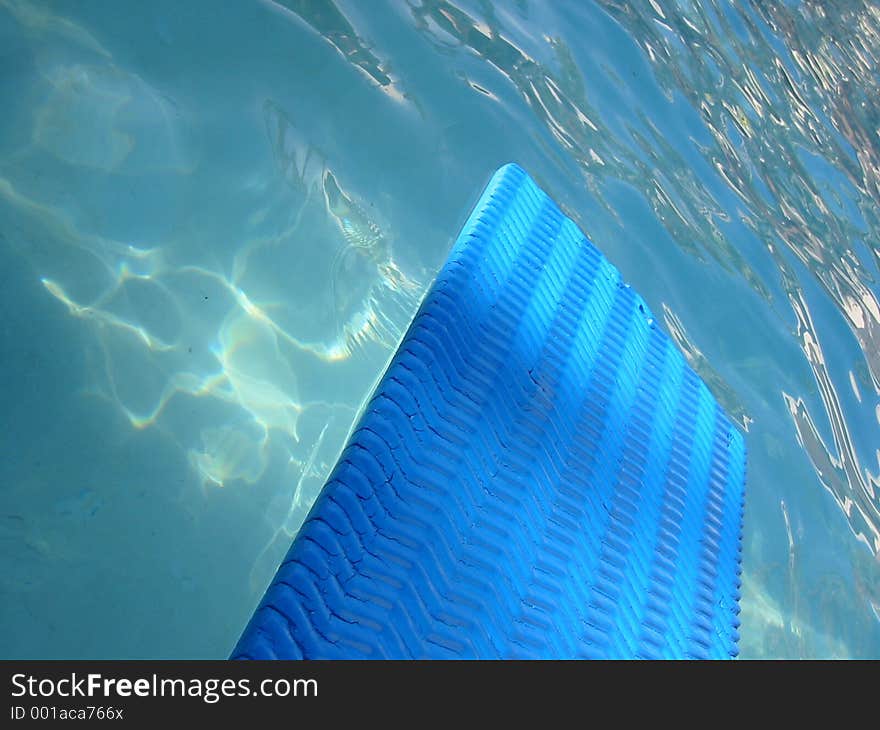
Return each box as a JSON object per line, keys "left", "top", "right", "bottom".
{"left": 233, "top": 164, "right": 746, "bottom": 659}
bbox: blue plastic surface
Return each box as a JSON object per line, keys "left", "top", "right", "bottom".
{"left": 233, "top": 164, "right": 746, "bottom": 659}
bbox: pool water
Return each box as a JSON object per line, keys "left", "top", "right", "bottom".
{"left": 1, "top": 0, "right": 878, "bottom": 659}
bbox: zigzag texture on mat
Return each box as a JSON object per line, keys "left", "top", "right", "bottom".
{"left": 233, "top": 163, "right": 746, "bottom": 659}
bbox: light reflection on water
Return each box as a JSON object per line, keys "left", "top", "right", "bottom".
{"left": 0, "top": 0, "right": 878, "bottom": 657}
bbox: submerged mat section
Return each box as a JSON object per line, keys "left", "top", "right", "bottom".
{"left": 233, "top": 163, "right": 746, "bottom": 659}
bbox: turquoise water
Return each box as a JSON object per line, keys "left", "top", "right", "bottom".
{"left": 1, "top": 0, "right": 878, "bottom": 659}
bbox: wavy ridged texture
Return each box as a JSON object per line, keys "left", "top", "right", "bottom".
{"left": 232, "top": 164, "right": 746, "bottom": 659}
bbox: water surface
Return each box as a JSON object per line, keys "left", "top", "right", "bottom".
{"left": 1, "top": 0, "right": 879, "bottom": 658}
